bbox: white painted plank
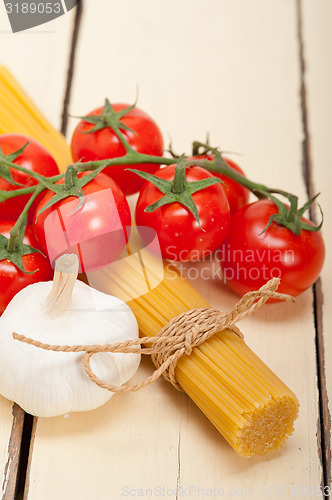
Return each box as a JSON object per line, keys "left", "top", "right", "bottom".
{"left": 0, "top": 2, "right": 75, "bottom": 130}
{"left": 26, "top": 0, "right": 323, "bottom": 498}
{"left": 0, "top": 4, "right": 75, "bottom": 497}
{"left": 302, "top": 0, "right": 332, "bottom": 487}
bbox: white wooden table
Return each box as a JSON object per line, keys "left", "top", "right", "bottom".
{"left": 0, "top": 1, "right": 331, "bottom": 498}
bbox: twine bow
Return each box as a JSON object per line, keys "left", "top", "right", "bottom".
{"left": 13, "top": 278, "right": 294, "bottom": 393}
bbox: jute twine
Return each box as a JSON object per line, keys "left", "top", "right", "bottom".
{"left": 12, "top": 278, "right": 294, "bottom": 393}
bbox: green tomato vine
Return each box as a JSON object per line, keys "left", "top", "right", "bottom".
{"left": 0, "top": 98, "right": 323, "bottom": 273}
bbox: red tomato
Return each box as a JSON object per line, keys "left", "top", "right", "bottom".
{"left": 33, "top": 172, "right": 131, "bottom": 272}
{"left": 191, "top": 155, "right": 250, "bottom": 214}
{"left": 220, "top": 199, "right": 325, "bottom": 296}
{"left": 0, "top": 134, "right": 60, "bottom": 222}
{"left": 71, "top": 103, "right": 164, "bottom": 196}
{"left": 0, "top": 220, "right": 53, "bottom": 315}
{"left": 135, "top": 165, "right": 231, "bottom": 261}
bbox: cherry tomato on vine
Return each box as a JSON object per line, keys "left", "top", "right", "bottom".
{"left": 135, "top": 165, "right": 231, "bottom": 261}
{"left": 220, "top": 199, "right": 325, "bottom": 297}
{"left": 0, "top": 220, "right": 53, "bottom": 315}
{"left": 71, "top": 103, "right": 164, "bottom": 196}
{"left": 190, "top": 154, "right": 250, "bottom": 214}
{"left": 0, "top": 134, "right": 60, "bottom": 222}
{"left": 33, "top": 172, "right": 131, "bottom": 272}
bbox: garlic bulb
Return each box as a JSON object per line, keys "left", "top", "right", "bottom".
{"left": 0, "top": 254, "right": 140, "bottom": 417}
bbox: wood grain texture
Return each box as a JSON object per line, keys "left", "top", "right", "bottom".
{"left": 301, "top": 0, "right": 332, "bottom": 491}
{"left": 24, "top": 1, "right": 324, "bottom": 498}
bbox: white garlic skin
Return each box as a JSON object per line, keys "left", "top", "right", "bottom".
{"left": 0, "top": 280, "right": 140, "bottom": 417}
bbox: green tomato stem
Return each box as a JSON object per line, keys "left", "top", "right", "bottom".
{"left": 0, "top": 186, "right": 36, "bottom": 201}
{"left": 0, "top": 149, "right": 305, "bottom": 208}
{"left": 0, "top": 158, "right": 46, "bottom": 183}
{"left": 105, "top": 118, "right": 133, "bottom": 153}
{"left": 192, "top": 156, "right": 267, "bottom": 193}
{"left": 7, "top": 185, "right": 44, "bottom": 253}
{"left": 75, "top": 152, "right": 175, "bottom": 171}
{"left": 0, "top": 156, "right": 65, "bottom": 187}
{"left": 171, "top": 167, "right": 186, "bottom": 194}
{"left": 47, "top": 173, "right": 65, "bottom": 183}
{"left": 64, "top": 165, "right": 77, "bottom": 189}
{"left": 0, "top": 131, "right": 322, "bottom": 237}
{"left": 171, "top": 157, "right": 188, "bottom": 194}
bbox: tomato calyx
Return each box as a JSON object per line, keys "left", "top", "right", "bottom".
{"left": 0, "top": 218, "right": 43, "bottom": 274}
{"left": 261, "top": 191, "right": 323, "bottom": 236}
{"left": 167, "top": 136, "right": 235, "bottom": 160}
{"left": 35, "top": 160, "right": 110, "bottom": 218}
{"left": 192, "top": 137, "right": 239, "bottom": 159}
{"left": 128, "top": 155, "right": 224, "bottom": 228}
{"left": 74, "top": 98, "right": 137, "bottom": 152}
{"left": 192, "top": 139, "right": 212, "bottom": 157}
{"left": 0, "top": 143, "right": 30, "bottom": 186}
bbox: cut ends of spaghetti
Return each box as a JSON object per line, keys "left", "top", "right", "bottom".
{"left": 235, "top": 394, "right": 299, "bottom": 457}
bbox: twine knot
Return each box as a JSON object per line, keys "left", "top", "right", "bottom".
{"left": 184, "top": 330, "right": 194, "bottom": 356}
{"left": 13, "top": 278, "right": 294, "bottom": 393}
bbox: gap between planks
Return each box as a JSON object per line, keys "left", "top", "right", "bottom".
{"left": 61, "top": 0, "right": 83, "bottom": 137}
{"left": 296, "top": 0, "right": 331, "bottom": 495}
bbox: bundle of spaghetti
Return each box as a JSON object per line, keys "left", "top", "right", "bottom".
{"left": 85, "top": 231, "right": 299, "bottom": 457}
{"left": 0, "top": 66, "right": 72, "bottom": 171}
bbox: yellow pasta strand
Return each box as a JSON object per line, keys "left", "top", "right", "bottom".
{"left": 86, "top": 230, "right": 299, "bottom": 457}
{"left": 0, "top": 66, "right": 72, "bottom": 171}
